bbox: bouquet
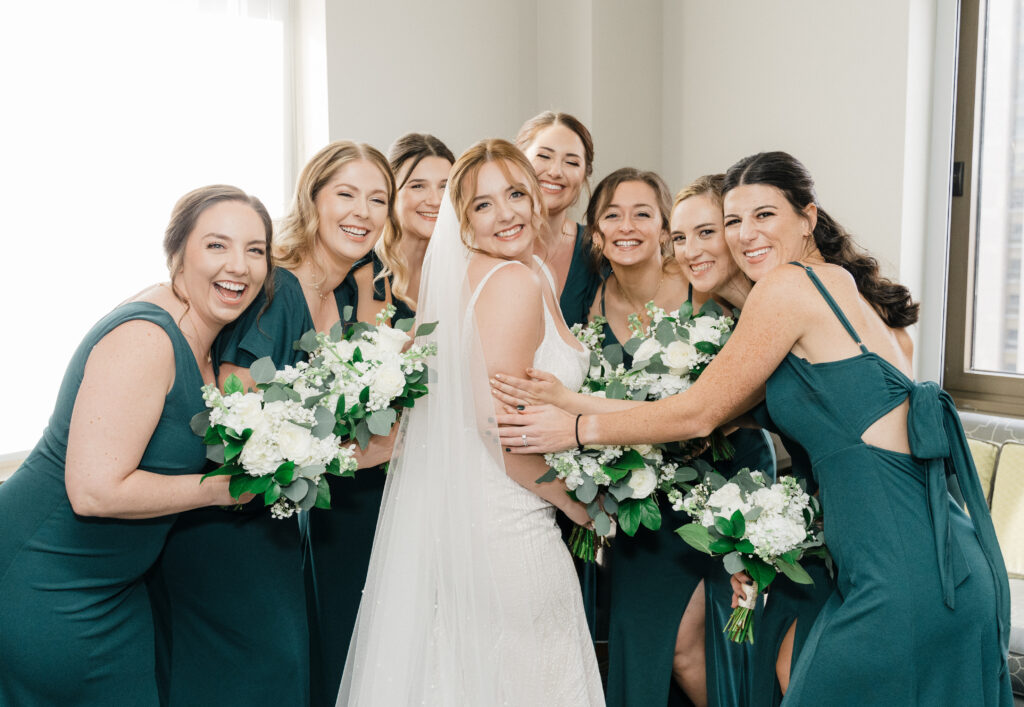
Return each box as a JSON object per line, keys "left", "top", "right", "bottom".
{"left": 191, "top": 304, "right": 437, "bottom": 518}
{"left": 675, "top": 468, "right": 830, "bottom": 643}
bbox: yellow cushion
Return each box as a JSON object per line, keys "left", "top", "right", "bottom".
{"left": 968, "top": 438, "right": 1000, "bottom": 505}
{"left": 991, "top": 442, "right": 1024, "bottom": 578}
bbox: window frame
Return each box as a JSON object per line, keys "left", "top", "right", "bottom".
{"left": 945, "top": 0, "right": 1024, "bottom": 417}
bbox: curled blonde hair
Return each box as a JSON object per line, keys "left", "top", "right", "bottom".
{"left": 672, "top": 173, "right": 725, "bottom": 213}
{"left": 448, "top": 139, "right": 550, "bottom": 256}
{"left": 276, "top": 141, "right": 404, "bottom": 294}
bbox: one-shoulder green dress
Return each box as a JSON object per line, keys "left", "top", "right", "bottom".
{"left": 772, "top": 265, "right": 1011, "bottom": 706}
{"left": 601, "top": 282, "right": 776, "bottom": 707}
{"left": 303, "top": 255, "right": 392, "bottom": 707}
{"left": 148, "top": 268, "right": 337, "bottom": 706}
{"left": 0, "top": 303, "right": 205, "bottom": 706}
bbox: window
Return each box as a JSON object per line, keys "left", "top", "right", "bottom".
{"left": 947, "top": 0, "right": 1024, "bottom": 416}
{"left": 0, "top": 0, "right": 295, "bottom": 453}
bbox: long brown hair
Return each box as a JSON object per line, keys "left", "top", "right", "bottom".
{"left": 515, "top": 111, "right": 595, "bottom": 205}
{"left": 585, "top": 167, "right": 673, "bottom": 272}
{"left": 722, "top": 151, "right": 919, "bottom": 327}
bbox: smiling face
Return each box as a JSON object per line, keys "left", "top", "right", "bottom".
{"left": 313, "top": 158, "right": 389, "bottom": 265}
{"left": 466, "top": 160, "right": 538, "bottom": 263}
{"left": 178, "top": 200, "right": 268, "bottom": 329}
{"left": 395, "top": 155, "right": 452, "bottom": 241}
{"left": 522, "top": 124, "right": 587, "bottom": 216}
{"left": 723, "top": 183, "right": 816, "bottom": 282}
{"left": 596, "top": 180, "right": 667, "bottom": 268}
{"left": 670, "top": 193, "right": 740, "bottom": 294}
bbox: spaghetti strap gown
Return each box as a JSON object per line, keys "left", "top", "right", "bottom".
{"left": 0, "top": 303, "right": 205, "bottom": 706}
{"left": 771, "top": 264, "right": 1011, "bottom": 706}
{"left": 147, "top": 268, "right": 352, "bottom": 705}
{"left": 603, "top": 281, "right": 775, "bottom": 707}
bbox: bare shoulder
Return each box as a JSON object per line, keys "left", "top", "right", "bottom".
{"left": 468, "top": 256, "right": 541, "bottom": 298}
{"left": 894, "top": 327, "right": 914, "bottom": 360}
{"left": 353, "top": 261, "right": 375, "bottom": 287}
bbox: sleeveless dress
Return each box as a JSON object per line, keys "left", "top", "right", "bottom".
{"left": 0, "top": 303, "right": 205, "bottom": 706}
{"left": 771, "top": 264, "right": 1011, "bottom": 706}
{"left": 559, "top": 222, "right": 602, "bottom": 328}
{"left": 747, "top": 405, "right": 834, "bottom": 707}
{"left": 601, "top": 281, "right": 775, "bottom": 707}
{"left": 147, "top": 268, "right": 347, "bottom": 705}
{"left": 475, "top": 260, "right": 604, "bottom": 704}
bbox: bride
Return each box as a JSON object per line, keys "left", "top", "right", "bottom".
{"left": 337, "top": 139, "right": 604, "bottom": 706}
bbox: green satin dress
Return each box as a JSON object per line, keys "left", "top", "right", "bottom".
{"left": 601, "top": 282, "right": 776, "bottom": 707}
{"left": 0, "top": 303, "right": 205, "bottom": 706}
{"left": 560, "top": 222, "right": 602, "bottom": 328}
{"left": 148, "top": 268, "right": 348, "bottom": 706}
{"left": 303, "top": 255, "right": 392, "bottom": 707}
{"left": 771, "top": 264, "right": 1011, "bottom": 706}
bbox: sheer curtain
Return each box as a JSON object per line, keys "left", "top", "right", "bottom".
{"left": 0, "top": 0, "right": 295, "bottom": 454}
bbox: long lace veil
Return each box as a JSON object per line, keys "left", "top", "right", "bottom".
{"left": 337, "top": 191, "right": 527, "bottom": 705}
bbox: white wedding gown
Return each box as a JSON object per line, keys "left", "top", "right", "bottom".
{"left": 337, "top": 195, "right": 604, "bottom": 706}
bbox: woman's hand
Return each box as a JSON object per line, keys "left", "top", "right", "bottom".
{"left": 352, "top": 421, "right": 399, "bottom": 469}
{"left": 730, "top": 571, "right": 757, "bottom": 609}
{"left": 496, "top": 404, "right": 577, "bottom": 454}
{"left": 207, "top": 476, "right": 257, "bottom": 506}
{"left": 558, "top": 498, "right": 594, "bottom": 528}
{"left": 490, "top": 368, "right": 574, "bottom": 410}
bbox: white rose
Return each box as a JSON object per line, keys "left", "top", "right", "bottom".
{"left": 628, "top": 466, "right": 658, "bottom": 499}
{"left": 374, "top": 327, "right": 411, "bottom": 353}
{"left": 632, "top": 337, "right": 663, "bottom": 364}
{"left": 631, "top": 444, "right": 654, "bottom": 457}
{"left": 706, "top": 482, "right": 751, "bottom": 519}
{"left": 371, "top": 363, "right": 407, "bottom": 403}
{"left": 239, "top": 430, "right": 283, "bottom": 476}
{"left": 326, "top": 339, "right": 359, "bottom": 363}
{"left": 221, "top": 392, "right": 264, "bottom": 433}
{"left": 689, "top": 316, "right": 723, "bottom": 345}
{"left": 277, "top": 421, "right": 314, "bottom": 464}
{"left": 662, "top": 340, "right": 697, "bottom": 373}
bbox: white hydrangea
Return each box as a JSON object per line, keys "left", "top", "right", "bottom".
{"left": 746, "top": 513, "right": 808, "bottom": 560}
{"left": 213, "top": 392, "right": 264, "bottom": 433}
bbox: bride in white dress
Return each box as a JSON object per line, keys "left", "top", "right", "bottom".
{"left": 337, "top": 139, "right": 604, "bottom": 706}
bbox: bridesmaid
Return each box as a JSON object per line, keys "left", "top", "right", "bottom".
{"left": 301, "top": 141, "right": 406, "bottom": 707}
{"left": 515, "top": 111, "right": 600, "bottom": 326}
{"left": 0, "top": 185, "right": 270, "bottom": 705}
{"left": 499, "top": 151, "right": 1012, "bottom": 706}
{"left": 147, "top": 143, "right": 399, "bottom": 706}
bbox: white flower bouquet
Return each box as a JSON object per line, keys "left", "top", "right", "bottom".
{"left": 191, "top": 304, "right": 437, "bottom": 518}
{"left": 675, "top": 469, "right": 830, "bottom": 643}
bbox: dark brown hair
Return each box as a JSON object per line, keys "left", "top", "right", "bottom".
{"left": 164, "top": 185, "right": 275, "bottom": 311}
{"left": 514, "top": 111, "right": 595, "bottom": 181}
{"left": 585, "top": 167, "right": 672, "bottom": 272}
{"left": 388, "top": 133, "right": 456, "bottom": 189}
{"left": 722, "top": 151, "right": 918, "bottom": 327}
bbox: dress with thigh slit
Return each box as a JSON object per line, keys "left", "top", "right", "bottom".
{"left": 771, "top": 264, "right": 1011, "bottom": 706}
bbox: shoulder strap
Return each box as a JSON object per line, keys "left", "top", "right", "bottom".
{"left": 789, "top": 262, "right": 868, "bottom": 353}
{"left": 466, "top": 260, "right": 521, "bottom": 312}
{"left": 532, "top": 255, "right": 558, "bottom": 294}
{"left": 600, "top": 277, "right": 609, "bottom": 317}
{"left": 687, "top": 282, "right": 693, "bottom": 303}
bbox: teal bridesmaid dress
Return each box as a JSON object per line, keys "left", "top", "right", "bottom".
{"left": 602, "top": 282, "right": 775, "bottom": 707}
{"left": 770, "top": 264, "right": 1011, "bottom": 706}
{"left": 560, "top": 222, "right": 602, "bottom": 328}
{"left": 148, "top": 268, "right": 334, "bottom": 705}
{"left": 303, "top": 257, "right": 390, "bottom": 707}
{"left": 0, "top": 303, "right": 205, "bottom": 706}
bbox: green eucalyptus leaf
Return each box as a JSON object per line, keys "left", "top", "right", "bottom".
{"left": 723, "top": 550, "right": 746, "bottom": 575}
{"left": 302, "top": 392, "right": 327, "bottom": 410}
{"left": 354, "top": 420, "right": 371, "bottom": 449}
{"left": 610, "top": 481, "right": 634, "bottom": 502}
{"left": 313, "top": 406, "right": 337, "bottom": 439}
{"left": 674, "top": 466, "right": 698, "bottom": 484}
{"left": 705, "top": 470, "right": 728, "bottom": 490}
{"left": 698, "top": 299, "right": 723, "bottom": 317}
{"left": 603, "top": 344, "right": 624, "bottom": 368}
{"left": 743, "top": 506, "right": 763, "bottom": 522}
{"left": 205, "top": 443, "right": 226, "bottom": 464}
{"left": 329, "top": 320, "right": 344, "bottom": 342}
{"left": 593, "top": 511, "right": 612, "bottom": 536}
{"left": 677, "top": 300, "right": 694, "bottom": 321}
{"left": 342, "top": 305, "right": 355, "bottom": 323}
{"left": 282, "top": 477, "right": 310, "bottom": 502}
{"left": 536, "top": 468, "right": 558, "bottom": 484}
{"left": 605, "top": 380, "right": 628, "bottom": 400}
{"left": 263, "top": 384, "right": 292, "bottom": 403}
{"left": 190, "top": 410, "right": 211, "bottom": 437}
{"left": 366, "top": 407, "right": 398, "bottom": 436}
{"left": 623, "top": 337, "right": 643, "bottom": 356}
{"left": 394, "top": 317, "right": 414, "bottom": 332}
{"left": 718, "top": 329, "right": 732, "bottom": 347}
{"left": 296, "top": 328, "right": 319, "bottom": 353}
{"left": 414, "top": 321, "right": 438, "bottom": 337}
{"left": 576, "top": 476, "right": 599, "bottom": 504}
{"left": 655, "top": 320, "right": 677, "bottom": 347}
{"left": 222, "top": 373, "right": 243, "bottom": 396}
{"left": 644, "top": 357, "right": 669, "bottom": 375}
{"left": 249, "top": 357, "right": 277, "bottom": 385}
{"left": 602, "top": 494, "right": 619, "bottom": 515}
{"left": 298, "top": 479, "right": 319, "bottom": 511}
{"left": 296, "top": 464, "right": 326, "bottom": 480}
{"left": 676, "top": 523, "right": 712, "bottom": 553}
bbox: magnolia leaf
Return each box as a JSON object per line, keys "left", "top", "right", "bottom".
{"left": 393, "top": 317, "right": 414, "bottom": 332}
{"left": 674, "top": 466, "right": 698, "bottom": 484}
{"left": 593, "top": 511, "right": 612, "bottom": 537}
{"left": 605, "top": 380, "right": 628, "bottom": 400}
{"left": 676, "top": 523, "right": 712, "bottom": 553}
{"left": 228, "top": 474, "right": 250, "bottom": 500}
{"left": 610, "top": 481, "right": 634, "bottom": 502}
{"left": 295, "top": 328, "right": 319, "bottom": 353}
{"left": 576, "top": 475, "right": 599, "bottom": 504}
{"left": 723, "top": 550, "right": 746, "bottom": 575}
{"left": 223, "top": 373, "right": 243, "bottom": 396}
{"left": 282, "top": 477, "right": 310, "bottom": 502}
{"left": 730, "top": 509, "right": 746, "bottom": 538}
{"left": 735, "top": 539, "right": 756, "bottom": 554}
{"left": 313, "top": 406, "right": 336, "bottom": 439}
{"left": 298, "top": 479, "right": 319, "bottom": 511}
{"left": 535, "top": 468, "right": 558, "bottom": 484}
{"left": 274, "top": 462, "right": 296, "bottom": 486}
{"left": 342, "top": 305, "right": 355, "bottom": 323}
{"left": 603, "top": 344, "right": 624, "bottom": 368}
{"left": 698, "top": 299, "right": 723, "bottom": 317}
{"left": 618, "top": 499, "right": 642, "bottom": 536}
{"left": 367, "top": 407, "right": 398, "bottom": 437}
{"left": 205, "top": 443, "right": 225, "bottom": 464}
{"left": 695, "top": 341, "right": 718, "bottom": 355}
{"left": 314, "top": 477, "right": 332, "bottom": 509}
{"left": 602, "top": 494, "right": 619, "bottom": 515}
{"left": 249, "top": 357, "right": 277, "bottom": 385}
{"left": 709, "top": 537, "right": 736, "bottom": 554}
{"left": 623, "top": 337, "right": 643, "bottom": 356}
{"left": 714, "top": 515, "right": 735, "bottom": 537}
{"left": 638, "top": 496, "right": 661, "bottom": 531}
{"left": 190, "top": 410, "right": 211, "bottom": 437}
{"left": 354, "top": 420, "right": 371, "bottom": 450}
{"left": 415, "top": 321, "right": 438, "bottom": 337}
{"left": 609, "top": 449, "right": 645, "bottom": 471}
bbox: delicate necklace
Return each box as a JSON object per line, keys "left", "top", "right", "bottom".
{"left": 616, "top": 272, "right": 664, "bottom": 321}
{"left": 561, "top": 220, "right": 577, "bottom": 239}
{"left": 305, "top": 262, "right": 330, "bottom": 301}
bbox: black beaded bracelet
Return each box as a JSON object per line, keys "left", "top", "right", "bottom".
{"left": 574, "top": 413, "right": 584, "bottom": 451}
